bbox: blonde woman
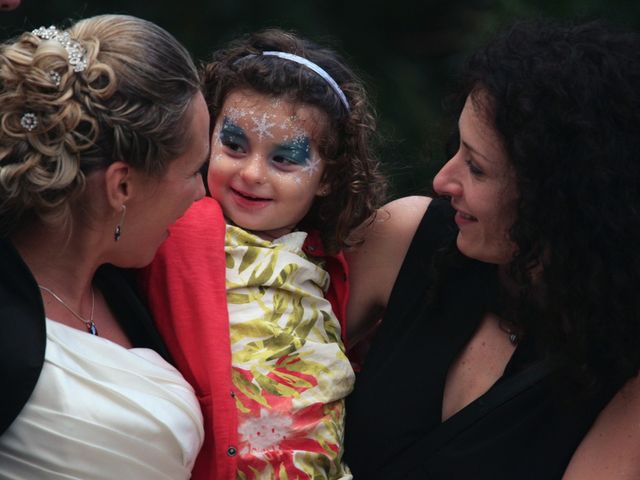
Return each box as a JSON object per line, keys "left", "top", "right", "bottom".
{"left": 0, "top": 15, "right": 209, "bottom": 479}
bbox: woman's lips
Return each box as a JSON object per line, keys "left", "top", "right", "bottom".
{"left": 454, "top": 209, "right": 477, "bottom": 226}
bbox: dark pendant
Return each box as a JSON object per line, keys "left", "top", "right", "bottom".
{"left": 87, "top": 322, "right": 98, "bottom": 336}
{"left": 114, "top": 225, "right": 121, "bottom": 242}
{"left": 509, "top": 333, "right": 519, "bottom": 345}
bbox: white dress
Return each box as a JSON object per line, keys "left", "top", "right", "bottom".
{"left": 0, "top": 319, "right": 204, "bottom": 480}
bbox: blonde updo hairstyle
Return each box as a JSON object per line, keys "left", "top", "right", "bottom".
{"left": 0, "top": 14, "right": 199, "bottom": 236}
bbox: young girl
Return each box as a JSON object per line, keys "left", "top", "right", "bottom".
{"left": 141, "top": 29, "right": 386, "bottom": 479}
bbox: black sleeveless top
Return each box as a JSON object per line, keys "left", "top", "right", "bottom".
{"left": 344, "top": 198, "right": 617, "bottom": 479}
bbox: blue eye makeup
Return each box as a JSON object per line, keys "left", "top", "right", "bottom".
{"left": 271, "top": 136, "right": 312, "bottom": 167}
{"left": 218, "top": 114, "right": 314, "bottom": 170}
{"left": 219, "top": 117, "right": 248, "bottom": 153}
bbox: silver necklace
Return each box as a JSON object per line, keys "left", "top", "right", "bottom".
{"left": 38, "top": 285, "right": 98, "bottom": 335}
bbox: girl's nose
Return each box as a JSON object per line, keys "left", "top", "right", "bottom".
{"left": 239, "top": 155, "right": 267, "bottom": 185}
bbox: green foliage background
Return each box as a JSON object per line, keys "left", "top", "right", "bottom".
{"left": 3, "top": 0, "right": 640, "bottom": 198}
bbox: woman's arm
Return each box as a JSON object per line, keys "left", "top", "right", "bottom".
{"left": 564, "top": 374, "right": 640, "bottom": 479}
{"left": 345, "top": 195, "right": 431, "bottom": 337}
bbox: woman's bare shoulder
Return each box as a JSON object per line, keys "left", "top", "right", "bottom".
{"left": 350, "top": 196, "right": 431, "bottom": 245}
{"left": 564, "top": 374, "right": 640, "bottom": 479}
{"left": 346, "top": 196, "right": 432, "bottom": 335}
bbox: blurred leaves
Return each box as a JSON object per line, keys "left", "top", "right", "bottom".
{"left": 3, "top": 0, "right": 639, "bottom": 197}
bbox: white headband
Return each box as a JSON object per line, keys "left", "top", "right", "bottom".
{"left": 250, "top": 51, "right": 350, "bottom": 111}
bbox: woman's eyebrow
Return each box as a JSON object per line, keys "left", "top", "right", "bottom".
{"left": 462, "top": 140, "right": 493, "bottom": 163}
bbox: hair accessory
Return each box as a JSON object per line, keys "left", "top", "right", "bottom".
{"left": 20, "top": 112, "right": 38, "bottom": 131}
{"left": 38, "top": 284, "right": 98, "bottom": 335}
{"left": 258, "top": 51, "right": 350, "bottom": 111}
{"left": 114, "top": 204, "right": 126, "bottom": 242}
{"left": 32, "top": 25, "right": 87, "bottom": 73}
{"left": 49, "top": 70, "right": 61, "bottom": 87}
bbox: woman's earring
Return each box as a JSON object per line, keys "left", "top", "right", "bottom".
{"left": 114, "top": 204, "right": 127, "bottom": 242}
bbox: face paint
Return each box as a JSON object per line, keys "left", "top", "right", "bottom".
{"left": 251, "top": 113, "right": 276, "bottom": 141}
{"left": 219, "top": 117, "right": 248, "bottom": 150}
{"left": 270, "top": 97, "right": 283, "bottom": 109}
{"left": 278, "top": 116, "right": 306, "bottom": 141}
{"left": 302, "top": 155, "right": 322, "bottom": 177}
{"left": 271, "top": 136, "right": 312, "bottom": 167}
{"left": 225, "top": 106, "right": 249, "bottom": 122}
{"left": 208, "top": 89, "right": 329, "bottom": 240}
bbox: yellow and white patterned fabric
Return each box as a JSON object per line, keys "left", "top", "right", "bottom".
{"left": 225, "top": 225, "right": 354, "bottom": 479}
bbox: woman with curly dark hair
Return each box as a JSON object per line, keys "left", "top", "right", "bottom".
{"left": 344, "top": 20, "right": 640, "bottom": 479}
{"left": 141, "top": 29, "right": 386, "bottom": 479}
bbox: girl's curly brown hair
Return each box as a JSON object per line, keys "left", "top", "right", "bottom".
{"left": 201, "top": 28, "right": 387, "bottom": 254}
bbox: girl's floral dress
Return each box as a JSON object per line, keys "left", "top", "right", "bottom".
{"left": 225, "top": 225, "right": 354, "bottom": 479}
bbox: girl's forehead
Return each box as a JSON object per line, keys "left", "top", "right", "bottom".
{"left": 222, "top": 89, "right": 295, "bottom": 112}
{"left": 219, "top": 89, "right": 327, "bottom": 137}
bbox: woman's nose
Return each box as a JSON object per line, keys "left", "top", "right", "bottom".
{"left": 433, "top": 154, "right": 462, "bottom": 198}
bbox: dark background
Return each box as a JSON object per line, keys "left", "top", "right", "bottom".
{"left": 3, "top": 1, "right": 639, "bottom": 198}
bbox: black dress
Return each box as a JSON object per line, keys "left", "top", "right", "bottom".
{"left": 344, "top": 198, "right": 617, "bottom": 479}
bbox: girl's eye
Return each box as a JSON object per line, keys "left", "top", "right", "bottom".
{"left": 465, "top": 158, "right": 484, "bottom": 177}
{"left": 218, "top": 117, "right": 248, "bottom": 155}
{"left": 271, "top": 155, "right": 299, "bottom": 170}
{"left": 220, "top": 134, "right": 246, "bottom": 155}
{"left": 272, "top": 155, "right": 295, "bottom": 165}
{"left": 271, "top": 137, "right": 311, "bottom": 169}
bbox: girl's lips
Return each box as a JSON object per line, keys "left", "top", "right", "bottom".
{"left": 230, "top": 187, "right": 272, "bottom": 208}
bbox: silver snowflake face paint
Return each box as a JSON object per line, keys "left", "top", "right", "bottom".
{"left": 219, "top": 117, "right": 248, "bottom": 152}
{"left": 207, "top": 89, "right": 329, "bottom": 240}
{"left": 251, "top": 113, "right": 276, "bottom": 141}
{"left": 218, "top": 117, "right": 314, "bottom": 170}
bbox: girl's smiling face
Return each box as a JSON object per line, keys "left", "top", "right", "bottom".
{"left": 207, "top": 89, "right": 328, "bottom": 240}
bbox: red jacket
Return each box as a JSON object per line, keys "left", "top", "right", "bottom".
{"left": 140, "top": 198, "right": 349, "bottom": 480}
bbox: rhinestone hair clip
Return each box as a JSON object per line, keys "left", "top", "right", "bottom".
{"left": 20, "top": 112, "right": 38, "bottom": 131}
{"left": 32, "top": 25, "right": 87, "bottom": 73}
